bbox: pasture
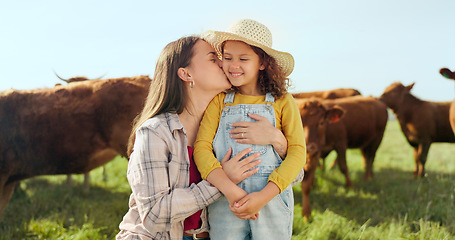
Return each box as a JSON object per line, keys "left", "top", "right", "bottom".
{"left": 0, "top": 121, "right": 454, "bottom": 240}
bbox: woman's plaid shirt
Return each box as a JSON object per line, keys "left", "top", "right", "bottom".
{"left": 117, "top": 112, "right": 221, "bottom": 240}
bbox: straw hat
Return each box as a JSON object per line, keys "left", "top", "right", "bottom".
{"left": 202, "top": 19, "right": 294, "bottom": 77}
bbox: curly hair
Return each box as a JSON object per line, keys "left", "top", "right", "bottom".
{"left": 251, "top": 45, "right": 290, "bottom": 98}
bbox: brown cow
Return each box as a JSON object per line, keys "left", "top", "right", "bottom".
{"left": 380, "top": 82, "right": 455, "bottom": 177}
{"left": 0, "top": 76, "right": 150, "bottom": 217}
{"left": 295, "top": 98, "right": 343, "bottom": 220}
{"left": 292, "top": 88, "right": 361, "bottom": 99}
{"left": 440, "top": 68, "right": 455, "bottom": 135}
{"left": 296, "top": 96, "right": 388, "bottom": 219}
{"left": 293, "top": 88, "right": 362, "bottom": 170}
{"left": 53, "top": 74, "right": 106, "bottom": 186}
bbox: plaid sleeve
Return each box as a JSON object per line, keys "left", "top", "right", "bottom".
{"left": 127, "top": 125, "right": 220, "bottom": 233}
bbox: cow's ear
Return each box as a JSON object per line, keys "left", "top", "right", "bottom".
{"left": 406, "top": 82, "right": 415, "bottom": 91}
{"left": 325, "top": 107, "right": 344, "bottom": 124}
{"left": 440, "top": 68, "right": 454, "bottom": 80}
{"left": 177, "top": 67, "right": 191, "bottom": 82}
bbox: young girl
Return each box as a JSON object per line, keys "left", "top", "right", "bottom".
{"left": 194, "top": 19, "right": 306, "bottom": 239}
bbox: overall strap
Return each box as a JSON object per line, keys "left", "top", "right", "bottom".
{"left": 224, "top": 92, "right": 235, "bottom": 104}
{"left": 265, "top": 92, "right": 275, "bottom": 103}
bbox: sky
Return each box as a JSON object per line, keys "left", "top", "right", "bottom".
{"left": 1, "top": 0, "right": 454, "bottom": 101}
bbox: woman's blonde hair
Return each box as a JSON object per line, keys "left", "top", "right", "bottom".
{"left": 127, "top": 35, "right": 200, "bottom": 156}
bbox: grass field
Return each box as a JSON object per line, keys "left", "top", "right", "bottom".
{"left": 1, "top": 121, "right": 454, "bottom": 240}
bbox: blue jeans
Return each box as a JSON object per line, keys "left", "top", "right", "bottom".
{"left": 209, "top": 92, "right": 293, "bottom": 240}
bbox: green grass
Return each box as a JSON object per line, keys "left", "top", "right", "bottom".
{"left": 1, "top": 121, "right": 454, "bottom": 240}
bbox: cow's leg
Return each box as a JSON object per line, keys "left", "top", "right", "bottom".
{"left": 416, "top": 142, "right": 431, "bottom": 177}
{"left": 361, "top": 148, "right": 375, "bottom": 180}
{"left": 102, "top": 166, "right": 107, "bottom": 182}
{"left": 412, "top": 143, "right": 431, "bottom": 178}
{"left": 67, "top": 173, "right": 91, "bottom": 187}
{"left": 328, "top": 157, "right": 338, "bottom": 170}
{"left": 0, "top": 180, "right": 17, "bottom": 218}
{"left": 361, "top": 138, "right": 382, "bottom": 180}
{"left": 83, "top": 173, "right": 90, "bottom": 187}
{"left": 301, "top": 155, "right": 318, "bottom": 220}
{"left": 319, "top": 157, "right": 325, "bottom": 170}
{"left": 321, "top": 150, "right": 338, "bottom": 170}
{"left": 335, "top": 147, "right": 352, "bottom": 188}
{"left": 67, "top": 174, "right": 73, "bottom": 185}
{"left": 412, "top": 146, "right": 420, "bottom": 177}
{"left": 319, "top": 151, "right": 331, "bottom": 171}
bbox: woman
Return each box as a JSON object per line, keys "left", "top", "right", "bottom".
{"left": 116, "top": 36, "right": 289, "bottom": 240}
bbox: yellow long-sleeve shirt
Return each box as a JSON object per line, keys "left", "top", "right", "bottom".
{"left": 194, "top": 92, "right": 306, "bottom": 193}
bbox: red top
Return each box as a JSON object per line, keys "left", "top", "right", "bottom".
{"left": 183, "top": 146, "right": 203, "bottom": 231}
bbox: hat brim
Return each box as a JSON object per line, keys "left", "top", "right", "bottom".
{"left": 202, "top": 30, "right": 294, "bottom": 77}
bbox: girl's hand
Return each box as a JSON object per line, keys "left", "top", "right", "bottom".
{"left": 230, "top": 113, "right": 287, "bottom": 158}
{"left": 229, "top": 203, "right": 260, "bottom": 220}
{"left": 221, "top": 147, "right": 261, "bottom": 184}
{"left": 230, "top": 182, "right": 280, "bottom": 218}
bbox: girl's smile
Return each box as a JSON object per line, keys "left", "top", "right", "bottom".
{"left": 229, "top": 72, "right": 244, "bottom": 78}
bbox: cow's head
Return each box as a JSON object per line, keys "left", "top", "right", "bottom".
{"left": 379, "top": 82, "right": 414, "bottom": 110}
{"left": 440, "top": 68, "right": 455, "bottom": 80}
{"left": 296, "top": 98, "right": 344, "bottom": 160}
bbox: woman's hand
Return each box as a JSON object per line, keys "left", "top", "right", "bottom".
{"left": 230, "top": 113, "right": 288, "bottom": 158}
{"left": 221, "top": 147, "right": 261, "bottom": 184}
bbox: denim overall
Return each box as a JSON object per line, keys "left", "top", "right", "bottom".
{"left": 208, "top": 92, "right": 293, "bottom": 240}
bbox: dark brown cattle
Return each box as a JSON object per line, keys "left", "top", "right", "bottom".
{"left": 440, "top": 68, "right": 455, "bottom": 134}
{"left": 296, "top": 96, "right": 388, "bottom": 219}
{"left": 0, "top": 76, "right": 150, "bottom": 217}
{"left": 292, "top": 88, "right": 361, "bottom": 99}
{"left": 380, "top": 82, "right": 455, "bottom": 177}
